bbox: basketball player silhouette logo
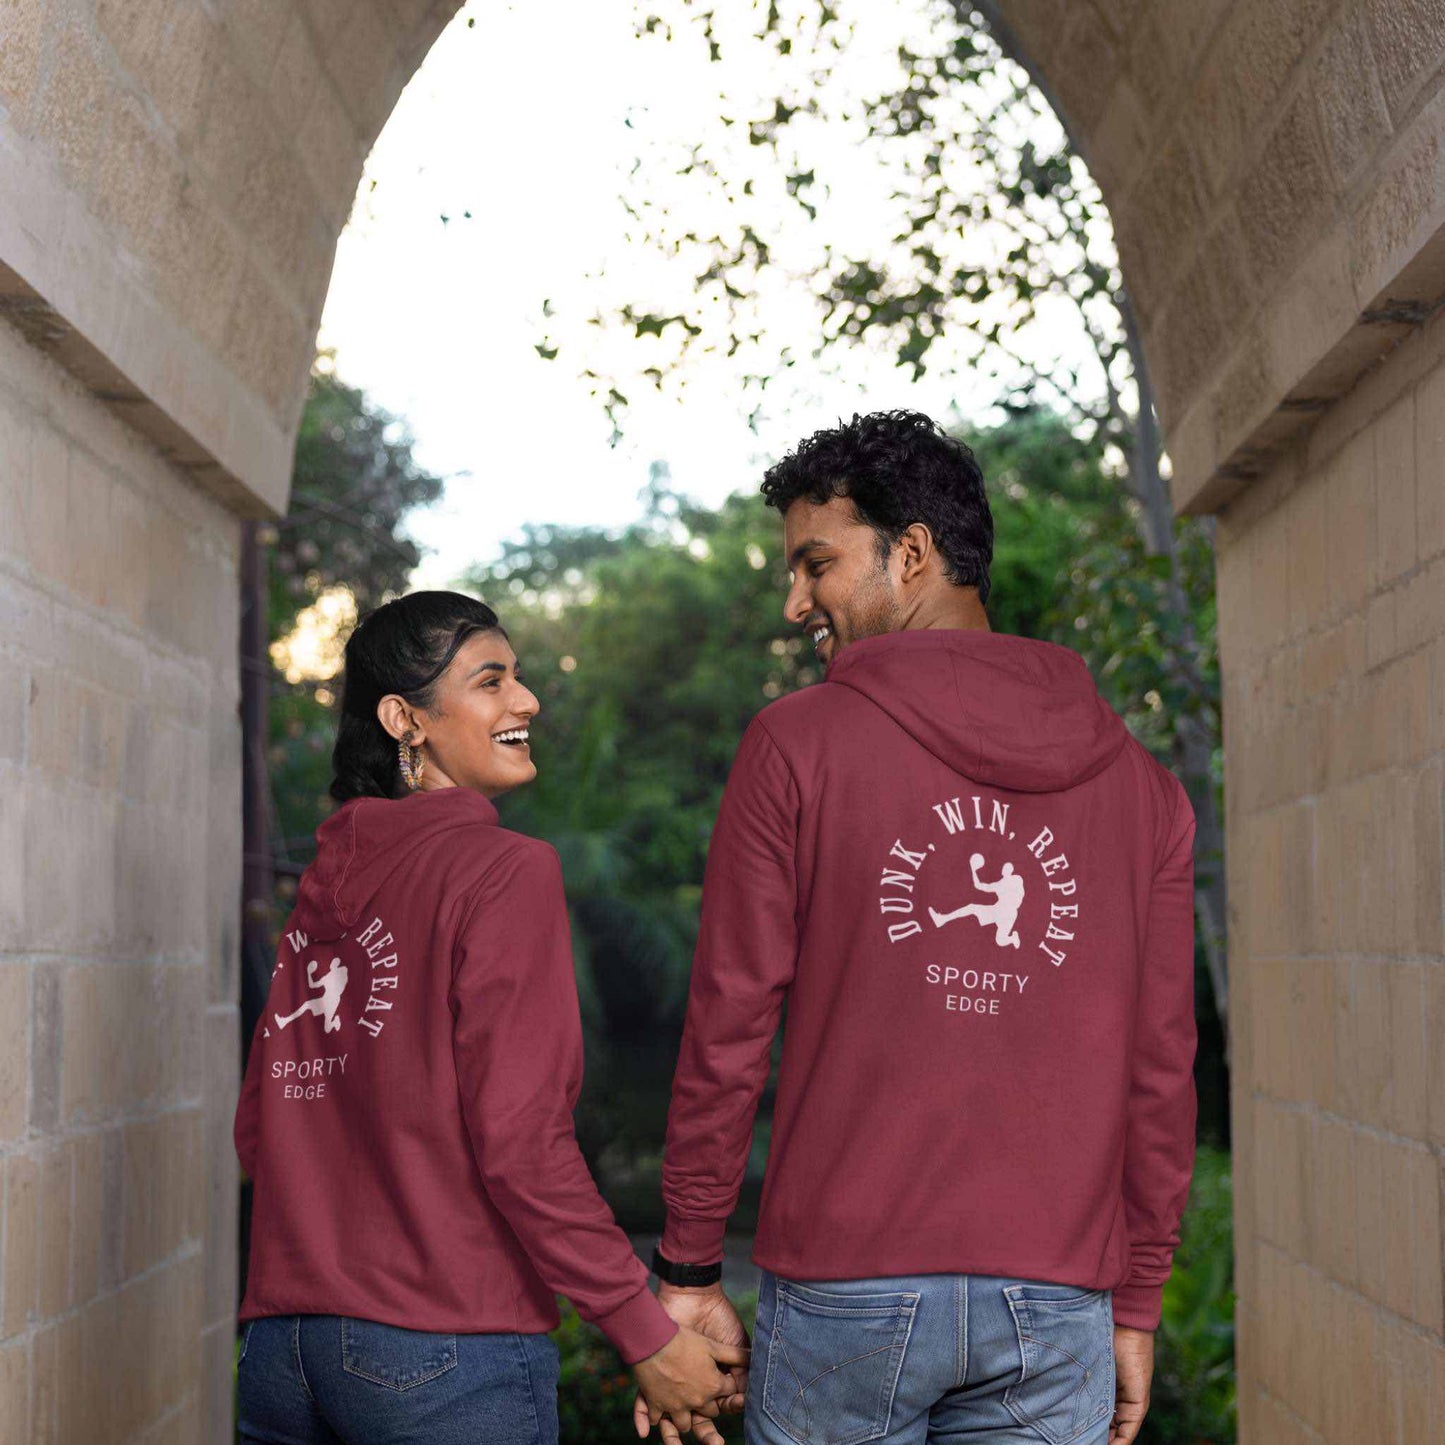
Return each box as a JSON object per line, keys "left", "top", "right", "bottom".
{"left": 274, "top": 957, "right": 349, "bottom": 1034}
{"left": 929, "top": 854, "right": 1025, "bottom": 949}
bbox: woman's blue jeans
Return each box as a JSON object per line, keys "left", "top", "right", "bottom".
{"left": 745, "top": 1268, "right": 1116, "bottom": 1444}
{"left": 236, "top": 1315, "right": 560, "bottom": 1445}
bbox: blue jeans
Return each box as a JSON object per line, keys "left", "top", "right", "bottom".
{"left": 236, "top": 1315, "right": 560, "bottom": 1445}
{"left": 745, "top": 1270, "right": 1115, "bottom": 1444}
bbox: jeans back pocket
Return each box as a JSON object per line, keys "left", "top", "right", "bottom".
{"left": 340, "top": 1317, "right": 459, "bottom": 1391}
{"left": 1002, "top": 1285, "right": 1113, "bottom": 1445}
{"left": 761, "top": 1279, "right": 919, "bottom": 1445}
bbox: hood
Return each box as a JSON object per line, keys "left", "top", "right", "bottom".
{"left": 293, "top": 787, "right": 500, "bottom": 942}
{"left": 824, "top": 629, "right": 1129, "bottom": 793}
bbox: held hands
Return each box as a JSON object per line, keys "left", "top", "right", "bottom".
{"left": 633, "top": 1283, "right": 751, "bottom": 1443}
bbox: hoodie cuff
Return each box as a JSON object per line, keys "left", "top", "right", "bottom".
{"left": 592, "top": 1283, "right": 680, "bottom": 1366}
{"left": 660, "top": 1213, "right": 728, "bottom": 1267}
{"left": 1110, "top": 1278, "right": 1163, "bottom": 1332}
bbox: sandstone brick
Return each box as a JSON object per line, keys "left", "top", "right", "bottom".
{"left": 204, "top": 1006, "right": 238, "bottom": 1323}
{"left": 0, "top": 1338, "right": 25, "bottom": 1445}
{"left": 1311, "top": 1115, "right": 1358, "bottom": 1287}
{"left": 22, "top": 776, "right": 118, "bottom": 957}
{"left": 56, "top": 1288, "right": 119, "bottom": 1441}
{"left": 1339, "top": 958, "right": 1393, "bottom": 1126}
{"left": 1419, "top": 364, "right": 1445, "bottom": 561}
{"left": 93, "top": 0, "right": 167, "bottom": 79}
{"left": 0, "top": 0, "right": 45, "bottom": 131}
{"left": 200, "top": 1319, "right": 235, "bottom": 1445}
{"left": 1, "top": 1152, "right": 37, "bottom": 1337}
{"left": 1150, "top": 256, "right": 1223, "bottom": 424}
{"left": 1364, "top": 587, "right": 1397, "bottom": 670}
{"left": 1237, "top": 87, "right": 1335, "bottom": 298}
{"left": 1251, "top": 499, "right": 1292, "bottom": 653}
{"left": 121, "top": 1109, "right": 203, "bottom": 1278}
{"left": 219, "top": 0, "right": 293, "bottom": 78}
{"left": 149, "top": 3, "right": 223, "bottom": 145}
{"left": 36, "top": 1143, "right": 70, "bottom": 1318}
{"left": 32, "top": 21, "right": 110, "bottom": 190}
{"left": 70, "top": 1132, "right": 102, "bottom": 1308}
{"left": 1353, "top": 1131, "right": 1390, "bottom": 1308}
{"left": 296, "top": 82, "right": 365, "bottom": 228}
{"left": 1396, "top": 1319, "right": 1445, "bottom": 1437}
{"left": 321, "top": 0, "right": 403, "bottom": 137}
{"left": 1375, "top": 392, "right": 1419, "bottom": 585}
{"left": 1198, "top": 218, "right": 1256, "bottom": 354}
{"left": 59, "top": 964, "right": 164, "bottom": 1124}
{"left": 1229, "top": 0, "right": 1334, "bottom": 143}
{"left": 1349, "top": 107, "right": 1444, "bottom": 301}
{"left": 1313, "top": 9, "right": 1394, "bottom": 192}
{"left": 1363, "top": 0, "right": 1445, "bottom": 121}
{"left": 1380, "top": 1142, "right": 1443, "bottom": 1330}
{"left": 0, "top": 396, "right": 32, "bottom": 565}
{"left": 0, "top": 964, "right": 27, "bottom": 1144}
{"left": 1397, "top": 555, "right": 1445, "bottom": 659}
{"left": 1285, "top": 482, "right": 1328, "bottom": 637}
{"left": 1125, "top": 138, "right": 1207, "bottom": 313}
{"left": 1416, "top": 758, "right": 1444, "bottom": 955}
{"left": 30, "top": 1321, "right": 57, "bottom": 1445}
{"left": 1190, "top": 41, "right": 1245, "bottom": 199}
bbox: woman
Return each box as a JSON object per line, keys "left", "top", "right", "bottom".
{"left": 235, "top": 591, "right": 742, "bottom": 1444}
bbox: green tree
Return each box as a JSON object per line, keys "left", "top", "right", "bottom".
{"left": 462, "top": 472, "right": 805, "bottom": 1195}
{"left": 261, "top": 363, "right": 444, "bottom": 884}
{"left": 544, "top": 0, "right": 1228, "bottom": 1046}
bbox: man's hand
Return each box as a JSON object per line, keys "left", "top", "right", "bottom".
{"left": 1109, "top": 1325, "right": 1154, "bottom": 1443}
{"left": 632, "top": 1322, "right": 748, "bottom": 1442}
{"left": 633, "top": 1282, "right": 750, "bottom": 1442}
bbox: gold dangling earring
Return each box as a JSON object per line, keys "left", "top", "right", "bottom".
{"left": 398, "top": 735, "right": 424, "bottom": 790}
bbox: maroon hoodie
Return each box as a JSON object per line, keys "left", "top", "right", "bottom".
{"left": 234, "top": 787, "right": 678, "bottom": 1364}
{"left": 660, "top": 628, "right": 1198, "bottom": 1331}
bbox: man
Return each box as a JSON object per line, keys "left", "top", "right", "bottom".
{"left": 637, "top": 410, "right": 1197, "bottom": 1445}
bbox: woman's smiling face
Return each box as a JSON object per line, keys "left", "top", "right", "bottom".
{"left": 382, "top": 630, "right": 541, "bottom": 798}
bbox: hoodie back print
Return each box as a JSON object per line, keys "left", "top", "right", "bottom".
{"left": 234, "top": 787, "right": 677, "bottom": 1364}
{"left": 660, "top": 628, "right": 1198, "bottom": 1331}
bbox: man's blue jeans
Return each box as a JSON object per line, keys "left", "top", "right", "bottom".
{"left": 236, "top": 1315, "right": 561, "bottom": 1445}
{"left": 745, "top": 1269, "right": 1115, "bottom": 1444}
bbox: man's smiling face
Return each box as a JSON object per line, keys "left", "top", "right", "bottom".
{"left": 782, "top": 495, "right": 905, "bottom": 670}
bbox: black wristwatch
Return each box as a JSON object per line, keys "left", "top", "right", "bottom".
{"left": 652, "top": 1245, "right": 723, "bottom": 1287}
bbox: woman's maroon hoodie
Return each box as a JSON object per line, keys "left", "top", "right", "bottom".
{"left": 234, "top": 788, "right": 678, "bottom": 1364}
{"left": 660, "top": 628, "right": 1198, "bottom": 1331}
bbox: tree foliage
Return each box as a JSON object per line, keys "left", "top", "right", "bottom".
{"left": 541, "top": 0, "right": 1230, "bottom": 1046}
{"left": 261, "top": 365, "right": 444, "bottom": 877}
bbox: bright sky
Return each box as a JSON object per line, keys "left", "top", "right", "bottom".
{"left": 317, "top": 0, "right": 1096, "bottom": 589}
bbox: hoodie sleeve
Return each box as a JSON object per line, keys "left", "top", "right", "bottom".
{"left": 450, "top": 841, "right": 678, "bottom": 1365}
{"left": 1113, "top": 777, "right": 1199, "bottom": 1331}
{"left": 661, "top": 718, "right": 800, "bottom": 1264}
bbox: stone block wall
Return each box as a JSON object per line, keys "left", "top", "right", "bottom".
{"left": 1216, "top": 307, "right": 1445, "bottom": 1439}
{"left": 0, "top": 316, "right": 241, "bottom": 1439}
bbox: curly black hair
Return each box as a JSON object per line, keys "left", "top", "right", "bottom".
{"left": 760, "top": 409, "right": 993, "bottom": 603}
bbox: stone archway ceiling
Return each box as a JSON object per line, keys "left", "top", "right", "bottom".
{"left": 0, "top": 0, "right": 465, "bottom": 517}
{"left": 988, "top": 0, "right": 1445, "bottom": 515}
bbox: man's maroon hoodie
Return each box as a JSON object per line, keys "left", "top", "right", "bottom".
{"left": 660, "top": 628, "right": 1198, "bottom": 1331}
{"left": 234, "top": 787, "right": 678, "bottom": 1364}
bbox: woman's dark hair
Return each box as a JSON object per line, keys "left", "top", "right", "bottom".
{"left": 330, "top": 590, "right": 506, "bottom": 802}
{"left": 759, "top": 409, "right": 993, "bottom": 603}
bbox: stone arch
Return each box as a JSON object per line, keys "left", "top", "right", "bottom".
{"left": 995, "top": 4, "right": 1445, "bottom": 1440}
{"left": 0, "top": 1, "right": 1440, "bottom": 1437}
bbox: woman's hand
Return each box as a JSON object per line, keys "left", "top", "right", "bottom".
{"left": 632, "top": 1323, "right": 749, "bottom": 1438}
{"left": 633, "top": 1284, "right": 750, "bottom": 1441}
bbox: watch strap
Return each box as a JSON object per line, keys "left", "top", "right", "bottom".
{"left": 651, "top": 1245, "right": 723, "bottom": 1287}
